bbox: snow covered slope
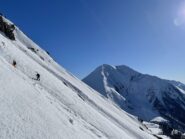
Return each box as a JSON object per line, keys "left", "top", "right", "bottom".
{"left": 83, "top": 64, "right": 185, "bottom": 134}
{"left": 167, "top": 80, "right": 185, "bottom": 93}
{"left": 0, "top": 16, "right": 159, "bottom": 139}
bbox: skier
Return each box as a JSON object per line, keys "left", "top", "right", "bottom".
{"left": 36, "top": 73, "right": 40, "bottom": 81}
{"left": 12, "top": 60, "right": 16, "bottom": 67}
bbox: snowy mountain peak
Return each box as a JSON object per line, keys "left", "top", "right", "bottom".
{"left": 96, "top": 64, "right": 139, "bottom": 76}
{"left": 84, "top": 64, "right": 185, "bottom": 135}
{"left": 115, "top": 65, "right": 140, "bottom": 75}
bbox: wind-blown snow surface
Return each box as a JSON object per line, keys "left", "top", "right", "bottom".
{"left": 0, "top": 17, "right": 158, "bottom": 139}
{"left": 83, "top": 64, "right": 185, "bottom": 132}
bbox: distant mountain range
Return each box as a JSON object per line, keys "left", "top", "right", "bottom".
{"left": 83, "top": 64, "right": 185, "bottom": 137}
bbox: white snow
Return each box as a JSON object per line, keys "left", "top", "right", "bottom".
{"left": 177, "top": 87, "right": 185, "bottom": 95}
{"left": 0, "top": 17, "right": 157, "bottom": 139}
{"left": 151, "top": 117, "right": 168, "bottom": 123}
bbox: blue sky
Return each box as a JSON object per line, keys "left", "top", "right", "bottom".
{"left": 1, "top": 0, "right": 185, "bottom": 83}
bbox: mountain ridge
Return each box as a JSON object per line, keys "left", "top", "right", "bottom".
{"left": 83, "top": 64, "right": 185, "bottom": 135}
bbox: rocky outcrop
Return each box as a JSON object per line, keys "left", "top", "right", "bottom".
{"left": 0, "top": 16, "right": 15, "bottom": 40}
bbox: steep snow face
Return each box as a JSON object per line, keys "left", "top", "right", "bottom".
{"left": 0, "top": 17, "right": 158, "bottom": 139}
{"left": 83, "top": 64, "right": 185, "bottom": 132}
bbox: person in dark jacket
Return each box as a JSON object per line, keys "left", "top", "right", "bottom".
{"left": 32, "top": 73, "right": 40, "bottom": 81}
{"left": 36, "top": 73, "right": 40, "bottom": 81}
{"left": 12, "top": 60, "right": 16, "bottom": 67}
